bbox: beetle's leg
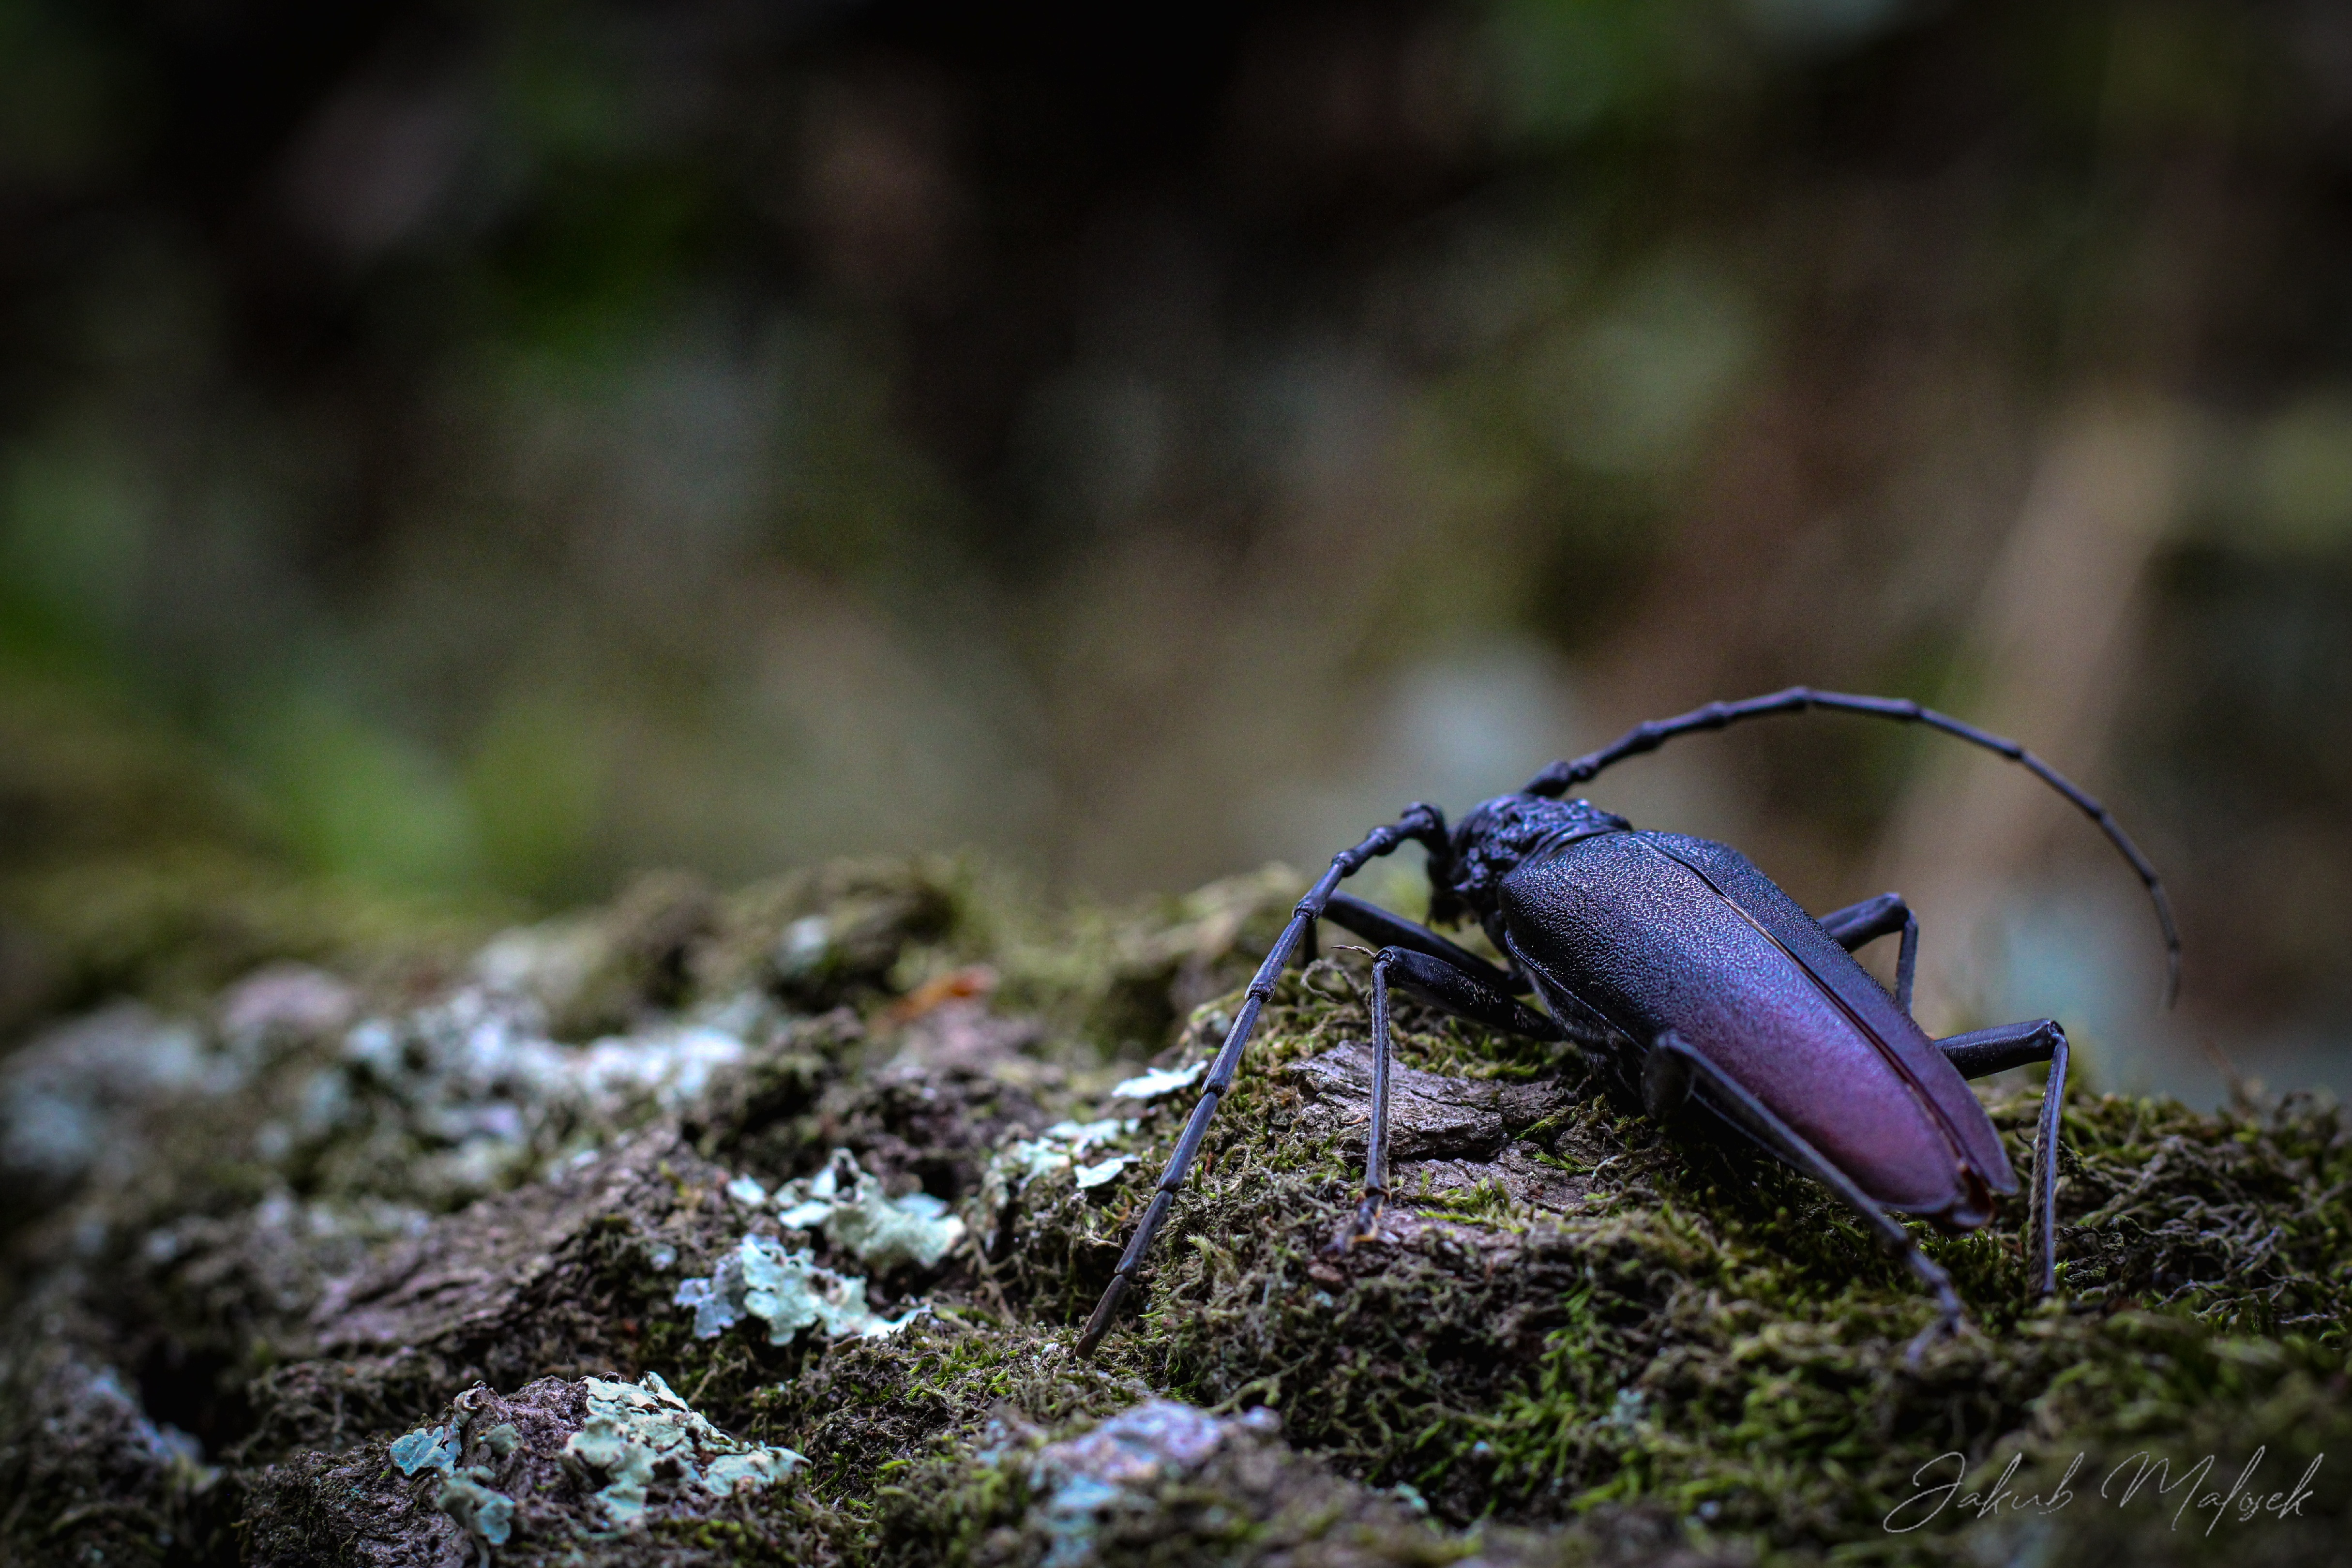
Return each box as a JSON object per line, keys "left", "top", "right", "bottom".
{"left": 1383, "top": 947, "right": 1568, "bottom": 1039}
{"left": 1817, "top": 892, "right": 1921, "bottom": 1013}
{"left": 1352, "top": 950, "right": 1398, "bottom": 1245}
{"left": 1322, "top": 892, "right": 1532, "bottom": 995}
{"left": 1073, "top": 808, "right": 1450, "bottom": 1359}
{"left": 1643, "top": 1032, "right": 1966, "bottom": 1362}
{"left": 1938, "top": 1019, "right": 2071, "bottom": 1298}
{"left": 1342, "top": 948, "right": 1567, "bottom": 1248}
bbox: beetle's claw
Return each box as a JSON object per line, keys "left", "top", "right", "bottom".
{"left": 1326, "top": 1195, "right": 1384, "bottom": 1258}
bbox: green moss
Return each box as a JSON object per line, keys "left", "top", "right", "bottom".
{"left": 10, "top": 852, "right": 2352, "bottom": 1566}
{"left": 986, "top": 960, "right": 2352, "bottom": 1564}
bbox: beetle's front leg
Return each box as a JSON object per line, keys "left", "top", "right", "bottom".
{"left": 1350, "top": 951, "right": 1398, "bottom": 1244}
{"left": 1073, "top": 808, "right": 1451, "bottom": 1359}
{"left": 1341, "top": 948, "right": 1565, "bottom": 1249}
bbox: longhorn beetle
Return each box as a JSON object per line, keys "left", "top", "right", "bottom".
{"left": 1073, "top": 688, "right": 2179, "bottom": 1360}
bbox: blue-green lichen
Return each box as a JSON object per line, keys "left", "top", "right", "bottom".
{"left": 390, "top": 1423, "right": 460, "bottom": 1477}
{"left": 673, "top": 1233, "right": 930, "bottom": 1344}
{"left": 561, "top": 1371, "right": 806, "bottom": 1531}
{"left": 390, "top": 1420, "right": 516, "bottom": 1552}
{"left": 769, "top": 1146, "right": 969, "bottom": 1268}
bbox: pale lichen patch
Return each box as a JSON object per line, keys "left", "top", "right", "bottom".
{"left": 1109, "top": 1062, "right": 1204, "bottom": 1101}
{"left": 390, "top": 1419, "right": 517, "bottom": 1555}
{"left": 766, "top": 1146, "right": 969, "bottom": 1267}
{"left": 562, "top": 1371, "right": 805, "bottom": 1531}
{"left": 390, "top": 1422, "right": 460, "bottom": 1477}
{"left": 673, "top": 1232, "right": 928, "bottom": 1343}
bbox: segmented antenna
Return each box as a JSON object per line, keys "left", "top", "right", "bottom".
{"left": 1523, "top": 687, "right": 2181, "bottom": 1006}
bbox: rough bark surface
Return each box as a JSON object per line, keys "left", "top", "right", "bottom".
{"left": 2, "top": 858, "right": 2346, "bottom": 1566}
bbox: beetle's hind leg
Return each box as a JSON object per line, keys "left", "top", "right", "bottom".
{"left": 1643, "top": 1033, "right": 1966, "bottom": 1363}
{"left": 1818, "top": 893, "right": 1920, "bottom": 1013}
{"left": 1822, "top": 894, "right": 2074, "bottom": 1300}
{"left": 1341, "top": 948, "right": 1565, "bottom": 1249}
{"left": 1939, "top": 1020, "right": 2071, "bottom": 1299}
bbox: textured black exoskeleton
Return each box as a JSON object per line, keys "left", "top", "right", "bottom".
{"left": 1073, "top": 688, "right": 2179, "bottom": 1360}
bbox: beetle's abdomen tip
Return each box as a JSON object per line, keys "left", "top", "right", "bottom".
{"left": 1923, "top": 1162, "right": 2003, "bottom": 1234}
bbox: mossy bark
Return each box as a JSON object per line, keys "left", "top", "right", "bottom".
{"left": 2, "top": 856, "right": 2346, "bottom": 1566}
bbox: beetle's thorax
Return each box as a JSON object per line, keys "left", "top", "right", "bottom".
{"left": 1436, "top": 794, "right": 1628, "bottom": 933}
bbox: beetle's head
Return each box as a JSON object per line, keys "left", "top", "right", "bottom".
{"left": 1430, "top": 794, "right": 1629, "bottom": 933}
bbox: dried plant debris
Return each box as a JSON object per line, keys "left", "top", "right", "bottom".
{"left": 5, "top": 855, "right": 2352, "bottom": 1566}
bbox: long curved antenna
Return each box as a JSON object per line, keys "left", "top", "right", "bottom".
{"left": 1523, "top": 687, "right": 2181, "bottom": 1006}
{"left": 1073, "top": 804, "right": 1450, "bottom": 1358}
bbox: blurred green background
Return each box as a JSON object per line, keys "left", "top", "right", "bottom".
{"left": 4, "top": 0, "right": 2351, "bottom": 1103}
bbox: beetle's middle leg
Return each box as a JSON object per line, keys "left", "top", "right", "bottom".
{"left": 1343, "top": 948, "right": 1564, "bottom": 1247}
{"left": 1818, "top": 893, "right": 1920, "bottom": 1013}
{"left": 1643, "top": 1032, "right": 1967, "bottom": 1361}
{"left": 1938, "top": 1019, "right": 2072, "bottom": 1299}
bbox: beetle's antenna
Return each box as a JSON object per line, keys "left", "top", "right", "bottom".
{"left": 1522, "top": 687, "right": 2182, "bottom": 1007}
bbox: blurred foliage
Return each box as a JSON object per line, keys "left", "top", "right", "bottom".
{"left": 3, "top": 0, "right": 2352, "bottom": 1087}
{"left": 0, "top": 668, "right": 486, "bottom": 1033}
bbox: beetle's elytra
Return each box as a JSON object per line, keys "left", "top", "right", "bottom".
{"left": 1074, "top": 687, "right": 2178, "bottom": 1361}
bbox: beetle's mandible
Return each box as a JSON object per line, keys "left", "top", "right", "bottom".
{"left": 1073, "top": 687, "right": 2180, "bottom": 1361}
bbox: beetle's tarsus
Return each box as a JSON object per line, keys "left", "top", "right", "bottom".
{"left": 1903, "top": 1304, "right": 1967, "bottom": 1366}
{"left": 1327, "top": 1191, "right": 1385, "bottom": 1258}
{"left": 1900, "top": 1251, "right": 1969, "bottom": 1364}
{"left": 1074, "top": 1273, "right": 1131, "bottom": 1360}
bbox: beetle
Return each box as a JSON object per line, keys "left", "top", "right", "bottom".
{"left": 1072, "top": 687, "right": 2179, "bottom": 1360}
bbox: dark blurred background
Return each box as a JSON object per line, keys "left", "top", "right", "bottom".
{"left": 4, "top": 0, "right": 2351, "bottom": 1103}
